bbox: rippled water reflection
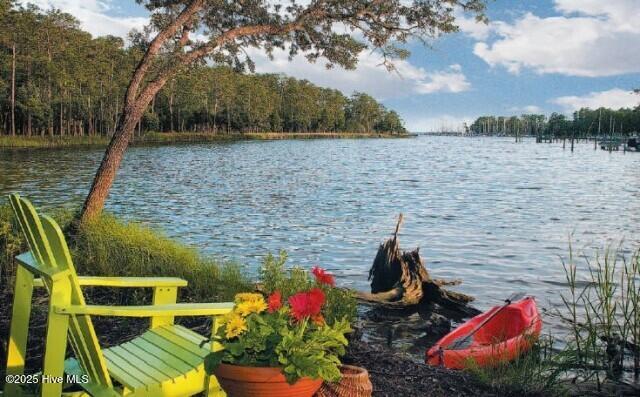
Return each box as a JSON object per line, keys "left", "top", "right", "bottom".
{"left": 2, "top": 136, "right": 640, "bottom": 347}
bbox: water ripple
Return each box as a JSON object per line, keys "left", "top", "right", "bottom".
{"left": 2, "top": 136, "right": 640, "bottom": 339}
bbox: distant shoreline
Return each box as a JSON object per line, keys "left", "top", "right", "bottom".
{"left": 0, "top": 131, "right": 411, "bottom": 149}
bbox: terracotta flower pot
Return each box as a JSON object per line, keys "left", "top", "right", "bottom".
{"left": 315, "top": 365, "right": 372, "bottom": 397}
{"left": 214, "top": 363, "right": 323, "bottom": 397}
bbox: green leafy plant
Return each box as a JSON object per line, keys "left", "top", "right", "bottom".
{"left": 260, "top": 251, "right": 357, "bottom": 325}
{"left": 204, "top": 266, "right": 352, "bottom": 384}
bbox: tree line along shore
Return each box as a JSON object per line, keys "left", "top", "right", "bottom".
{"left": 0, "top": 2, "right": 407, "bottom": 141}
{"left": 468, "top": 107, "right": 640, "bottom": 139}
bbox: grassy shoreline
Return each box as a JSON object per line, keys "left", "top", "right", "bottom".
{"left": 3, "top": 199, "right": 636, "bottom": 395}
{"left": 0, "top": 131, "right": 411, "bottom": 149}
{"left": 0, "top": 202, "right": 513, "bottom": 396}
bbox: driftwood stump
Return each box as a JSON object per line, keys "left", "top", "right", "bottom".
{"left": 358, "top": 214, "right": 478, "bottom": 319}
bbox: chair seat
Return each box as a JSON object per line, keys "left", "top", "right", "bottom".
{"left": 66, "top": 325, "right": 216, "bottom": 396}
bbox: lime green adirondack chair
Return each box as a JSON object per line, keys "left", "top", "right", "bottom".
{"left": 3, "top": 194, "right": 234, "bottom": 397}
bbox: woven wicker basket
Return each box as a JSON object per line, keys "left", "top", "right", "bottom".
{"left": 315, "top": 365, "right": 373, "bottom": 397}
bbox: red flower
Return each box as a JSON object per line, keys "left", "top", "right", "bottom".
{"left": 267, "top": 291, "right": 282, "bottom": 313}
{"left": 311, "top": 266, "right": 335, "bottom": 287}
{"left": 288, "top": 288, "right": 326, "bottom": 321}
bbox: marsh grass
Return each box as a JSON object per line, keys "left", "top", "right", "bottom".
{"left": 0, "top": 131, "right": 407, "bottom": 149}
{"left": 558, "top": 245, "right": 640, "bottom": 388}
{"left": 465, "top": 336, "right": 572, "bottom": 396}
{"left": 0, "top": 133, "right": 227, "bottom": 149}
{"left": 241, "top": 131, "right": 407, "bottom": 140}
{"left": 0, "top": 135, "right": 110, "bottom": 148}
{"left": 467, "top": 245, "right": 640, "bottom": 395}
{"left": 74, "top": 213, "right": 252, "bottom": 303}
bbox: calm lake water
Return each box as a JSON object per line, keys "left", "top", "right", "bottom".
{"left": 2, "top": 136, "right": 639, "bottom": 352}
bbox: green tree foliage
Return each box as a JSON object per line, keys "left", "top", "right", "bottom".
{"left": 470, "top": 114, "right": 546, "bottom": 137}
{"left": 346, "top": 92, "right": 381, "bottom": 132}
{"left": 470, "top": 106, "right": 640, "bottom": 140}
{"left": 0, "top": 2, "right": 408, "bottom": 136}
{"left": 149, "top": 67, "right": 407, "bottom": 134}
{"left": 0, "top": 1, "right": 140, "bottom": 136}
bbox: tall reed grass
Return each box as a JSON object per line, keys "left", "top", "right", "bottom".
{"left": 466, "top": 335, "right": 572, "bottom": 396}
{"left": 559, "top": 245, "right": 640, "bottom": 387}
{"left": 468, "top": 244, "right": 639, "bottom": 395}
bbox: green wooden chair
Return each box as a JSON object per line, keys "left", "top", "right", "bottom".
{"left": 2, "top": 194, "right": 234, "bottom": 397}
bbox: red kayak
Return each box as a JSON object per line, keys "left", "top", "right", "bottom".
{"left": 426, "top": 297, "right": 542, "bottom": 369}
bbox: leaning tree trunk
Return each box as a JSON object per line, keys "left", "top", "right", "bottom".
{"left": 79, "top": 104, "right": 145, "bottom": 223}
{"left": 78, "top": 0, "right": 207, "bottom": 224}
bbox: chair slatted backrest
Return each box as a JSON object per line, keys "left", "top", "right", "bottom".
{"left": 9, "top": 194, "right": 112, "bottom": 388}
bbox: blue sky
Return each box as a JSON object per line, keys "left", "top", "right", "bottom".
{"left": 26, "top": 0, "right": 640, "bottom": 131}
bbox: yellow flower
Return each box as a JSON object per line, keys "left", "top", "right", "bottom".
{"left": 218, "top": 311, "right": 234, "bottom": 326}
{"left": 233, "top": 292, "right": 268, "bottom": 317}
{"left": 234, "top": 293, "right": 264, "bottom": 304}
{"left": 235, "top": 298, "right": 268, "bottom": 317}
{"left": 224, "top": 313, "right": 247, "bottom": 339}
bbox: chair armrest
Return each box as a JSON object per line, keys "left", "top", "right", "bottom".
{"left": 33, "top": 276, "right": 188, "bottom": 288}
{"left": 54, "top": 302, "right": 234, "bottom": 317}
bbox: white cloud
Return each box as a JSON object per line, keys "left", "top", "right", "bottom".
{"left": 552, "top": 89, "right": 639, "bottom": 112}
{"left": 554, "top": 0, "right": 640, "bottom": 33}
{"left": 251, "top": 48, "right": 471, "bottom": 100}
{"left": 25, "top": 0, "right": 147, "bottom": 38}
{"left": 416, "top": 64, "right": 471, "bottom": 94}
{"left": 455, "top": 11, "right": 492, "bottom": 40}
{"left": 473, "top": 0, "right": 640, "bottom": 77}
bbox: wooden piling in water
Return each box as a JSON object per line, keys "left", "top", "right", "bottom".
{"left": 571, "top": 131, "right": 575, "bottom": 152}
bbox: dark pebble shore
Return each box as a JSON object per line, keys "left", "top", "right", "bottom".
{"left": 344, "top": 339, "right": 511, "bottom": 397}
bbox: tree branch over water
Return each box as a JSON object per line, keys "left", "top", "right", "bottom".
{"left": 79, "top": 0, "right": 486, "bottom": 223}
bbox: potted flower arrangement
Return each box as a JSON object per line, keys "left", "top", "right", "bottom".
{"left": 204, "top": 265, "right": 352, "bottom": 397}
